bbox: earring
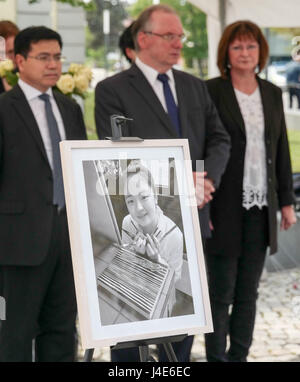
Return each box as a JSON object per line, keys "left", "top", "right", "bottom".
{"left": 227, "top": 63, "right": 231, "bottom": 69}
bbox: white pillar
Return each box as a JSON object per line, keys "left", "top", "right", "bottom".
{"left": 50, "top": 0, "right": 58, "bottom": 31}
{"left": 206, "top": 15, "right": 222, "bottom": 78}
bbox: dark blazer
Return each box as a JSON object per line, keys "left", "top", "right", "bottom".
{"left": 0, "top": 78, "right": 5, "bottom": 94}
{"left": 0, "top": 84, "right": 87, "bottom": 266}
{"left": 95, "top": 64, "right": 231, "bottom": 237}
{"left": 205, "top": 76, "right": 295, "bottom": 256}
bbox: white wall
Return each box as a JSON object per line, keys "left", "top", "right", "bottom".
{"left": 0, "top": 0, "right": 86, "bottom": 65}
{"left": 0, "top": 0, "right": 17, "bottom": 22}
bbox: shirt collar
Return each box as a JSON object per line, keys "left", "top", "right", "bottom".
{"left": 18, "top": 78, "right": 53, "bottom": 102}
{"left": 135, "top": 57, "right": 175, "bottom": 87}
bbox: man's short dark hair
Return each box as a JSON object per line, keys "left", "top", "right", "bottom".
{"left": 119, "top": 22, "right": 135, "bottom": 63}
{"left": 14, "top": 26, "right": 62, "bottom": 57}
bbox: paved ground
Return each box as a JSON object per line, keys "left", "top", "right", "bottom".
{"left": 78, "top": 266, "right": 300, "bottom": 362}
{"left": 192, "top": 267, "right": 300, "bottom": 362}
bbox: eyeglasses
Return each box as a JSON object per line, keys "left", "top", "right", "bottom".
{"left": 143, "top": 31, "right": 186, "bottom": 43}
{"left": 26, "top": 54, "right": 66, "bottom": 63}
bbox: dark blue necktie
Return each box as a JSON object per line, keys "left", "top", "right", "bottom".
{"left": 157, "top": 73, "right": 181, "bottom": 137}
{"left": 39, "top": 93, "right": 65, "bottom": 209}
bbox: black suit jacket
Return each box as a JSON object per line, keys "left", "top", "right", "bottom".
{"left": 205, "top": 76, "right": 295, "bottom": 256}
{"left": 0, "top": 78, "right": 5, "bottom": 95}
{"left": 0, "top": 84, "right": 87, "bottom": 266}
{"left": 95, "top": 64, "right": 231, "bottom": 237}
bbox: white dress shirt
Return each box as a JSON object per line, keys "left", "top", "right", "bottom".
{"left": 135, "top": 57, "right": 178, "bottom": 112}
{"left": 18, "top": 79, "right": 66, "bottom": 170}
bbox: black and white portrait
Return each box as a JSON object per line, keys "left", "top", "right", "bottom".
{"left": 60, "top": 139, "right": 212, "bottom": 349}
{"left": 83, "top": 158, "right": 194, "bottom": 326}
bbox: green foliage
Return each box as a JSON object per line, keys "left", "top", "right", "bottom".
{"left": 86, "top": 0, "right": 128, "bottom": 50}
{"left": 271, "top": 27, "right": 300, "bottom": 38}
{"left": 4, "top": 71, "right": 18, "bottom": 87}
{"left": 287, "top": 129, "right": 300, "bottom": 173}
{"left": 28, "top": 0, "right": 95, "bottom": 10}
{"left": 84, "top": 91, "right": 97, "bottom": 140}
{"left": 85, "top": 1, "right": 128, "bottom": 71}
{"left": 86, "top": 46, "right": 109, "bottom": 68}
{"left": 129, "top": 0, "right": 208, "bottom": 77}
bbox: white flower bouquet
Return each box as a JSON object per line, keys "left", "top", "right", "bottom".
{"left": 0, "top": 60, "right": 93, "bottom": 99}
{"left": 0, "top": 59, "right": 18, "bottom": 86}
{"left": 55, "top": 63, "right": 93, "bottom": 98}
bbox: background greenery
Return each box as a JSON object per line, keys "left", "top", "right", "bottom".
{"left": 84, "top": 91, "right": 97, "bottom": 140}
{"left": 287, "top": 129, "right": 300, "bottom": 173}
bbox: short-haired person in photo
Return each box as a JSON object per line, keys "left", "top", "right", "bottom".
{"left": 121, "top": 162, "right": 183, "bottom": 315}
{"left": 0, "top": 20, "right": 19, "bottom": 93}
{"left": 119, "top": 22, "right": 136, "bottom": 64}
{"left": 204, "top": 20, "right": 296, "bottom": 362}
{"left": 95, "top": 4, "right": 231, "bottom": 362}
{"left": 0, "top": 26, "right": 87, "bottom": 361}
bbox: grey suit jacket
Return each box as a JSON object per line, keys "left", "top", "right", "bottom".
{"left": 95, "top": 64, "right": 231, "bottom": 237}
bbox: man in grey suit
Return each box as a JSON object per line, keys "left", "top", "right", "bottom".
{"left": 95, "top": 4, "right": 230, "bottom": 362}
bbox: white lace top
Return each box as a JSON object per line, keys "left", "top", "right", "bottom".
{"left": 234, "top": 87, "right": 268, "bottom": 210}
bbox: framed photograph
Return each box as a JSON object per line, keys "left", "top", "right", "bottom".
{"left": 60, "top": 139, "right": 212, "bottom": 350}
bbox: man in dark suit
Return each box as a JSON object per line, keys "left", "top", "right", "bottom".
{"left": 0, "top": 26, "right": 87, "bottom": 361}
{"left": 95, "top": 4, "right": 231, "bottom": 362}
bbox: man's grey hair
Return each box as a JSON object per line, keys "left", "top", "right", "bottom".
{"left": 131, "top": 4, "right": 179, "bottom": 52}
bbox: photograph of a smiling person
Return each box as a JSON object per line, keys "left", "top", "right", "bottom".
{"left": 121, "top": 161, "right": 183, "bottom": 316}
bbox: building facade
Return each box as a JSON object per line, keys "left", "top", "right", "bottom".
{"left": 0, "top": 0, "right": 85, "bottom": 65}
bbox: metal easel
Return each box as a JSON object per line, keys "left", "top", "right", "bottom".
{"left": 83, "top": 334, "right": 187, "bottom": 362}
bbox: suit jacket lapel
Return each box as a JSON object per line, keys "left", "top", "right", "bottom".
{"left": 11, "top": 85, "right": 49, "bottom": 163}
{"left": 53, "top": 92, "right": 72, "bottom": 139}
{"left": 221, "top": 77, "right": 271, "bottom": 138}
{"left": 257, "top": 77, "right": 272, "bottom": 142}
{"left": 221, "top": 79, "right": 245, "bottom": 135}
{"left": 128, "top": 65, "right": 179, "bottom": 137}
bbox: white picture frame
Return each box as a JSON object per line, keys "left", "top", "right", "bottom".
{"left": 60, "top": 139, "right": 212, "bottom": 350}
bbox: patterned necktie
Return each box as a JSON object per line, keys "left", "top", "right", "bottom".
{"left": 39, "top": 93, "right": 65, "bottom": 209}
{"left": 157, "top": 73, "right": 181, "bottom": 137}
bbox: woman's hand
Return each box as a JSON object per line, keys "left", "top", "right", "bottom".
{"left": 280, "top": 205, "right": 297, "bottom": 231}
{"left": 132, "top": 231, "right": 147, "bottom": 254}
{"left": 145, "top": 234, "right": 161, "bottom": 263}
{"left": 193, "top": 171, "right": 215, "bottom": 209}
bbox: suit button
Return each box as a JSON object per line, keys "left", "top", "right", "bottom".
{"left": 268, "top": 178, "right": 272, "bottom": 183}
{"left": 267, "top": 140, "right": 271, "bottom": 145}
{"left": 268, "top": 159, "right": 272, "bottom": 164}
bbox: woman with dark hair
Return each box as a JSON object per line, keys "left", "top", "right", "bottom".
{"left": 118, "top": 22, "right": 136, "bottom": 64}
{"left": 204, "top": 20, "right": 296, "bottom": 362}
{"left": 0, "top": 20, "right": 19, "bottom": 93}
